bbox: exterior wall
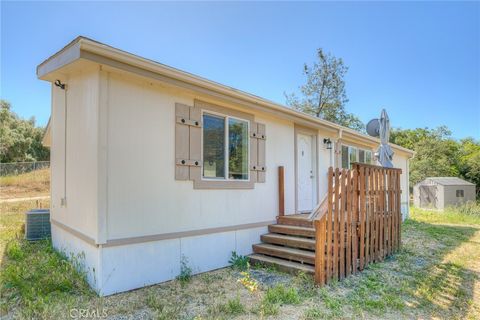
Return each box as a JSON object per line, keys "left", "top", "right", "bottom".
{"left": 50, "top": 66, "right": 100, "bottom": 241}
{"left": 443, "top": 185, "right": 476, "bottom": 207}
{"left": 392, "top": 153, "right": 410, "bottom": 219}
{"left": 104, "top": 72, "right": 295, "bottom": 240}
{"left": 48, "top": 62, "right": 415, "bottom": 295}
{"left": 51, "top": 225, "right": 101, "bottom": 293}
{"left": 317, "top": 129, "right": 337, "bottom": 204}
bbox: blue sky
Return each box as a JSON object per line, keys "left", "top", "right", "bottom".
{"left": 1, "top": 1, "right": 479, "bottom": 139}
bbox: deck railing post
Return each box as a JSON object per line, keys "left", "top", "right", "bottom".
{"left": 278, "top": 166, "right": 285, "bottom": 216}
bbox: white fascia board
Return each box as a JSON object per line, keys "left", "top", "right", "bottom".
{"left": 37, "top": 41, "right": 82, "bottom": 79}
{"left": 37, "top": 37, "right": 415, "bottom": 157}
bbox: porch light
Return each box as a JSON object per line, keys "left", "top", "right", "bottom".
{"left": 323, "top": 138, "right": 332, "bottom": 150}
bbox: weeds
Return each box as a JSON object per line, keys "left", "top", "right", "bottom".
{"left": 146, "top": 292, "right": 183, "bottom": 319}
{"left": 303, "top": 307, "right": 328, "bottom": 319}
{"left": 256, "top": 284, "right": 301, "bottom": 316}
{"left": 221, "top": 297, "right": 245, "bottom": 315}
{"left": 229, "top": 251, "right": 249, "bottom": 271}
{"left": 0, "top": 238, "right": 93, "bottom": 317}
{"left": 176, "top": 255, "right": 193, "bottom": 285}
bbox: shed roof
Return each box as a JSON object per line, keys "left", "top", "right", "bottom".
{"left": 422, "top": 177, "right": 475, "bottom": 186}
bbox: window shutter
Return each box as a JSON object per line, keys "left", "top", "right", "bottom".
{"left": 175, "top": 103, "right": 202, "bottom": 180}
{"left": 250, "top": 123, "right": 258, "bottom": 183}
{"left": 257, "top": 123, "right": 266, "bottom": 183}
{"left": 250, "top": 122, "right": 266, "bottom": 183}
{"left": 189, "top": 106, "right": 201, "bottom": 180}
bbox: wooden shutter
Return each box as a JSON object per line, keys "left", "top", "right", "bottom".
{"left": 250, "top": 122, "right": 266, "bottom": 183}
{"left": 175, "top": 103, "right": 202, "bottom": 180}
{"left": 257, "top": 123, "right": 266, "bottom": 182}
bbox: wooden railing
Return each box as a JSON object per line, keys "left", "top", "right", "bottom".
{"left": 314, "top": 163, "right": 402, "bottom": 285}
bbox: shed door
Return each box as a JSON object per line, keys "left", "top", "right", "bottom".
{"left": 420, "top": 186, "right": 437, "bottom": 209}
{"left": 297, "top": 134, "right": 315, "bottom": 212}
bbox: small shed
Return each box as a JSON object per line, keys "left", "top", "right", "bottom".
{"left": 413, "top": 177, "right": 476, "bottom": 210}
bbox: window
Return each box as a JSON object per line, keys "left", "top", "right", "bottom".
{"left": 342, "top": 146, "right": 349, "bottom": 169}
{"left": 359, "top": 149, "right": 365, "bottom": 163}
{"left": 349, "top": 147, "right": 358, "bottom": 165}
{"left": 365, "top": 150, "right": 372, "bottom": 164}
{"left": 341, "top": 145, "right": 373, "bottom": 168}
{"left": 202, "top": 113, "right": 249, "bottom": 181}
{"left": 456, "top": 190, "right": 464, "bottom": 197}
{"left": 203, "top": 114, "right": 225, "bottom": 178}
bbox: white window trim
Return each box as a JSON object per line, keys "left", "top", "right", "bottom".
{"left": 201, "top": 110, "right": 251, "bottom": 182}
{"left": 192, "top": 99, "right": 256, "bottom": 189}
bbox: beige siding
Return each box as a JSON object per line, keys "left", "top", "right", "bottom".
{"left": 50, "top": 67, "right": 100, "bottom": 240}
{"left": 392, "top": 153, "right": 410, "bottom": 217}
{"left": 443, "top": 185, "right": 476, "bottom": 207}
{"left": 105, "top": 72, "right": 297, "bottom": 240}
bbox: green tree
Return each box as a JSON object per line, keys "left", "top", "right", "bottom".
{"left": 458, "top": 138, "right": 480, "bottom": 196}
{"left": 285, "top": 48, "right": 364, "bottom": 131}
{"left": 0, "top": 100, "right": 50, "bottom": 163}
{"left": 390, "top": 126, "right": 479, "bottom": 196}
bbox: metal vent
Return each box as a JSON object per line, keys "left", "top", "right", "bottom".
{"left": 25, "top": 209, "right": 51, "bottom": 241}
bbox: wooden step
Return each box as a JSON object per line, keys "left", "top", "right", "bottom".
{"left": 268, "top": 224, "right": 315, "bottom": 238}
{"left": 252, "top": 243, "right": 315, "bottom": 265}
{"left": 249, "top": 254, "right": 314, "bottom": 275}
{"left": 261, "top": 233, "right": 316, "bottom": 250}
{"left": 277, "top": 215, "right": 313, "bottom": 228}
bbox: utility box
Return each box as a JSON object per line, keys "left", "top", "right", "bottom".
{"left": 25, "top": 209, "right": 51, "bottom": 240}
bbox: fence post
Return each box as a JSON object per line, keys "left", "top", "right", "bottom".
{"left": 278, "top": 166, "right": 285, "bottom": 217}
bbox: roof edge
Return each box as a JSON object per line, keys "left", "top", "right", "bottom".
{"left": 37, "top": 36, "right": 415, "bottom": 156}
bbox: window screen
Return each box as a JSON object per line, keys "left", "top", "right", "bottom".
{"left": 456, "top": 190, "right": 464, "bottom": 197}
{"left": 228, "top": 118, "right": 249, "bottom": 180}
{"left": 365, "top": 151, "right": 372, "bottom": 164}
{"left": 342, "top": 146, "right": 349, "bottom": 169}
{"left": 203, "top": 113, "right": 249, "bottom": 181}
{"left": 359, "top": 150, "right": 365, "bottom": 163}
{"left": 349, "top": 147, "right": 357, "bottom": 165}
{"left": 203, "top": 114, "right": 225, "bottom": 178}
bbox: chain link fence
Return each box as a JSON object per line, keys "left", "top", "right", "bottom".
{"left": 0, "top": 161, "right": 50, "bottom": 176}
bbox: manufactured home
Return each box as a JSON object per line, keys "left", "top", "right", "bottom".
{"left": 39, "top": 37, "right": 414, "bottom": 295}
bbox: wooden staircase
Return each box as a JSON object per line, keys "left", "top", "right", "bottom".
{"left": 249, "top": 214, "right": 316, "bottom": 275}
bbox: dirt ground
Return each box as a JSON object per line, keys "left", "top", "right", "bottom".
{"left": 1, "top": 199, "right": 479, "bottom": 319}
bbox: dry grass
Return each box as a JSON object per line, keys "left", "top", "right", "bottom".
{"left": 1, "top": 201, "right": 479, "bottom": 319}
{"left": 0, "top": 169, "right": 50, "bottom": 199}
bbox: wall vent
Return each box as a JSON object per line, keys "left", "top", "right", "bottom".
{"left": 25, "top": 209, "right": 51, "bottom": 241}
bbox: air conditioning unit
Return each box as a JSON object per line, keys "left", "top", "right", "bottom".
{"left": 25, "top": 209, "right": 51, "bottom": 241}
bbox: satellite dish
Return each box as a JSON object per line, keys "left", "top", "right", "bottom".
{"left": 366, "top": 119, "right": 380, "bottom": 137}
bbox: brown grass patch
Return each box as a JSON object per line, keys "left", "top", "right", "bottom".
{"left": 0, "top": 169, "right": 50, "bottom": 199}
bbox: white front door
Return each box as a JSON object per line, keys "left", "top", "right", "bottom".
{"left": 297, "top": 134, "right": 315, "bottom": 212}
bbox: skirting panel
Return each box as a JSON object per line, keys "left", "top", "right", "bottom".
{"left": 99, "top": 226, "right": 267, "bottom": 296}
{"left": 51, "top": 224, "right": 102, "bottom": 293}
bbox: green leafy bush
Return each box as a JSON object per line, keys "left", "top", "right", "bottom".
{"left": 229, "top": 251, "right": 249, "bottom": 271}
